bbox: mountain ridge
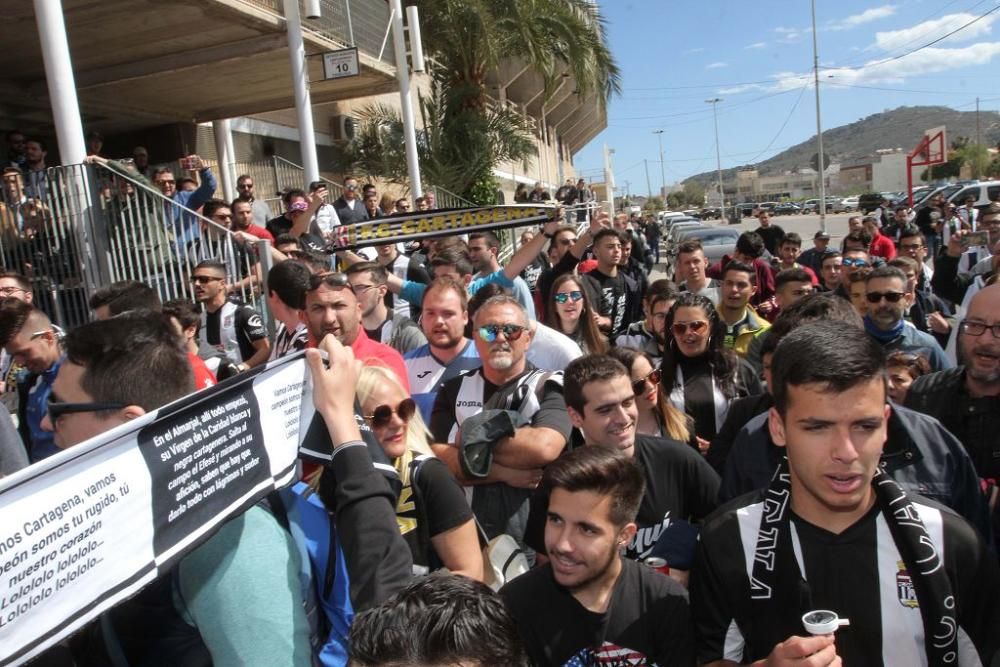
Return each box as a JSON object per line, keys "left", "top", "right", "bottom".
{"left": 683, "top": 105, "right": 1000, "bottom": 187}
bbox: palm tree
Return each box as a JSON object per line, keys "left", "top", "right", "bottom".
{"left": 415, "top": 0, "right": 621, "bottom": 111}
{"left": 335, "top": 0, "right": 619, "bottom": 202}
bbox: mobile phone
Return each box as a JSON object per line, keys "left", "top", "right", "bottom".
{"left": 962, "top": 231, "right": 990, "bottom": 248}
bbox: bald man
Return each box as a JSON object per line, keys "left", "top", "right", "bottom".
{"left": 905, "top": 284, "right": 1000, "bottom": 546}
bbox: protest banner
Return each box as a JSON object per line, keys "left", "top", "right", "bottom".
{"left": 326, "top": 204, "right": 558, "bottom": 251}
{"left": 0, "top": 352, "right": 323, "bottom": 665}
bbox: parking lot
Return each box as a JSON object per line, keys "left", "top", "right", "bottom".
{"left": 650, "top": 212, "right": 856, "bottom": 281}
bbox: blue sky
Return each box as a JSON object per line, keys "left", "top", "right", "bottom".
{"left": 573, "top": 0, "right": 1000, "bottom": 194}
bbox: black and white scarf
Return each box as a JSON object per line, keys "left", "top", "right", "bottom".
{"left": 749, "top": 458, "right": 958, "bottom": 664}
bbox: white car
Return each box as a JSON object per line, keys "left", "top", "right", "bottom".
{"left": 840, "top": 196, "right": 859, "bottom": 212}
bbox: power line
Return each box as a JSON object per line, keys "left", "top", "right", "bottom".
{"left": 742, "top": 85, "right": 809, "bottom": 164}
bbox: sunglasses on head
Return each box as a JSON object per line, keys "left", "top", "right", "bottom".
{"left": 364, "top": 398, "right": 416, "bottom": 428}
{"left": 632, "top": 368, "right": 661, "bottom": 396}
{"left": 478, "top": 324, "right": 526, "bottom": 343}
{"left": 672, "top": 320, "right": 709, "bottom": 336}
{"left": 866, "top": 291, "right": 906, "bottom": 304}
{"left": 557, "top": 238, "right": 577, "bottom": 246}
{"left": 842, "top": 258, "right": 869, "bottom": 268}
{"left": 308, "top": 272, "right": 350, "bottom": 290}
{"left": 553, "top": 291, "right": 583, "bottom": 304}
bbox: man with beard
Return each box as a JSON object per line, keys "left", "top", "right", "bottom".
{"left": 501, "top": 446, "right": 694, "bottom": 665}
{"left": 429, "top": 296, "right": 571, "bottom": 546}
{"left": 345, "top": 262, "right": 426, "bottom": 356}
{"left": 191, "top": 260, "right": 270, "bottom": 371}
{"left": 615, "top": 280, "right": 677, "bottom": 363}
{"left": 863, "top": 265, "right": 951, "bottom": 371}
{"left": 404, "top": 277, "right": 481, "bottom": 422}
{"left": 302, "top": 271, "right": 409, "bottom": 390}
{"left": 905, "top": 284, "right": 1000, "bottom": 547}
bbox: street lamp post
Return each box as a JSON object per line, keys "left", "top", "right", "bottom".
{"left": 653, "top": 130, "right": 666, "bottom": 204}
{"left": 705, "top": 98, "right": 725, "bottom": 220}
{"left": 811, "top": 0, "right": 827, "bottom": 233}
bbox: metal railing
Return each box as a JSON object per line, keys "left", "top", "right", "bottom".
{"left": 0, "top": 162, "right": 269, "bottom": 330}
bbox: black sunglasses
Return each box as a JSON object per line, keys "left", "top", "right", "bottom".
{"left": 866, "top": 291, "right": 906, "bottom": 304}
{"left": 631, "top": 367, "right": 661, "bottom": 397}
{"left": 48, "top": 396, "right": 127, "bottom": 426}
{"left": 364, "top": 398, "right": 417, "bottom": 428}
{"left": 478, "top": 324, "right": 526, "bottom": 343}
{"left": 190, "top": 275, "right": 224, "bottom": 284}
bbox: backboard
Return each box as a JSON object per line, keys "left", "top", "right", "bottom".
{"left": 910, "top": 126, "right": 947, "bottom": 166}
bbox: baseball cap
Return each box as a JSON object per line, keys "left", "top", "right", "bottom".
{"left": 813, "top": 230, "right": 831, "bottom": 240}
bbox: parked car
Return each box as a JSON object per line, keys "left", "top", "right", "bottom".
{"left": 659, "top": 215, "right": 700, "bottom": 233}
{"left": 840, "top": 196, "right": 859, "bottom": 212}
{"left": 757, "top": 202, "right": 778, "bottom": 213}
{"left": 801, "top": 197, "right": 841, "bottom": 214}
{"left": 946, "top": 180, "right": 1000, "bottom": 210}
{"left": 663, "top": 220, "right": 705, "bottom": 247}
{"left": 663, "top": 226, "right": 740, "bottom": 281}
{"left": 699, "top": 207, "right": 723, "bottom": 220}
{"left": 735, "top": 202, "right": 757, "bottom": 218}
{"left": 912, "top": 183, "right": 966, "bottom": 210}
{"left": 773, "top": 202, "right": 801, "bottom": 216}
{"left": 858, "top": 193, "right": 888, "bottom": 214}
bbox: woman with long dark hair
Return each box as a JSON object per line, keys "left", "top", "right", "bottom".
{"left": 661, "top": 292, "right": 762, "bottom": 451}
{"left": 608, "top": 346, "right": 691, "bottom": 442}
{"left": 545, "top": 272, "right": 608, "bottom": 354}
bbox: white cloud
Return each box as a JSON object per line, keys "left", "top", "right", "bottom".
{"left": 830, "top": 5, "right": 897, "bottom": 31}
{"left": 874, "top": 12, "right": 998, "bottom": 51}
{"left": 720, "top": 41, "right": 1000, "bottom": 95}
{"left": 684, "top": 47, "right": 706, "bottom": 54}
{"left": 706, "top": 62, "right": 728, "bottom": 69}
{"left": 745, "top": 42, "right": 767, "bottom": 49}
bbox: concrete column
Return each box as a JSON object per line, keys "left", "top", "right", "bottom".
{"left": 34, "top": 0, "right": 86, "bottom": 164}
{"left": 212, "top": 119, "right": 237, "bottom": 201}
{"left": 390, "top": 0, "right": 422, "bottom": 197}
{"left": 284, "top": 0, "right": 320, "bottom": 185}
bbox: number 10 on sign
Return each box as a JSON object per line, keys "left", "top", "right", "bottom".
{"left": 322, "top": 48, "right": 360, "bottom": 80}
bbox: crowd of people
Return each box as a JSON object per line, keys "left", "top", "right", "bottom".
{"left": 0, "top": 141, "right": 998, "bottom": 666}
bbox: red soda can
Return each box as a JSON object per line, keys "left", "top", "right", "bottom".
{"left": 644, "top": 556, "right": 670, "bottom": 575}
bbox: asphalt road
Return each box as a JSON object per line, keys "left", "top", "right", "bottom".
{"left": 649, "top": 212, "right": 854, "bottom": 282}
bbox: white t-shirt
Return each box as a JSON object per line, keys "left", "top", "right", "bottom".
{"left": 526, "top": 321, "right": 582, "bottom": 371}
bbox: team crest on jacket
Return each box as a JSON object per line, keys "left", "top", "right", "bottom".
{"left": 896, "top": 560, "right": 919, "bottom": 609}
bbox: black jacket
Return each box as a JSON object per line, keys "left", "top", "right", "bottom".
{"left": 706, "top": 393, "right": 773, "bottom": 474}
{"left": 719, "top": 403, "right": 992, "bottom": 542}
{"left": 905, "top": 367, "right": 1000, "bottom": 481}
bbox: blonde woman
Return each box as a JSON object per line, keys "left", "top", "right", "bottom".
{"left": 357, "top": 365, "right": 484, "bottom": 581}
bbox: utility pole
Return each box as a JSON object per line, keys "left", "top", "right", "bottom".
{"left": 644, "top": 159, "right": 652, "bottom": 199}
{"left": 976, "top": 97, "right": 982, "bottom": 147}
{"left": 705, "top": 98, "right": 725, "bottom": 220}
{"left": 603, "top": 144, "right": 616, "bottom": 216}
{"left": 654, "top": 130, "right": 666, "bottom": 202}
{"left": 811, "top": 0, "right": 827, "bottom": 233}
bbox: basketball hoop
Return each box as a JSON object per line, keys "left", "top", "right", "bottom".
{"left": 907, "top": 127, "right": 947, "bottom": 205}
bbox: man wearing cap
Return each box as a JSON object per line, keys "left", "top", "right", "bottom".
{"left": 797, "top": 230, "right": 833, "bottom": 276}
